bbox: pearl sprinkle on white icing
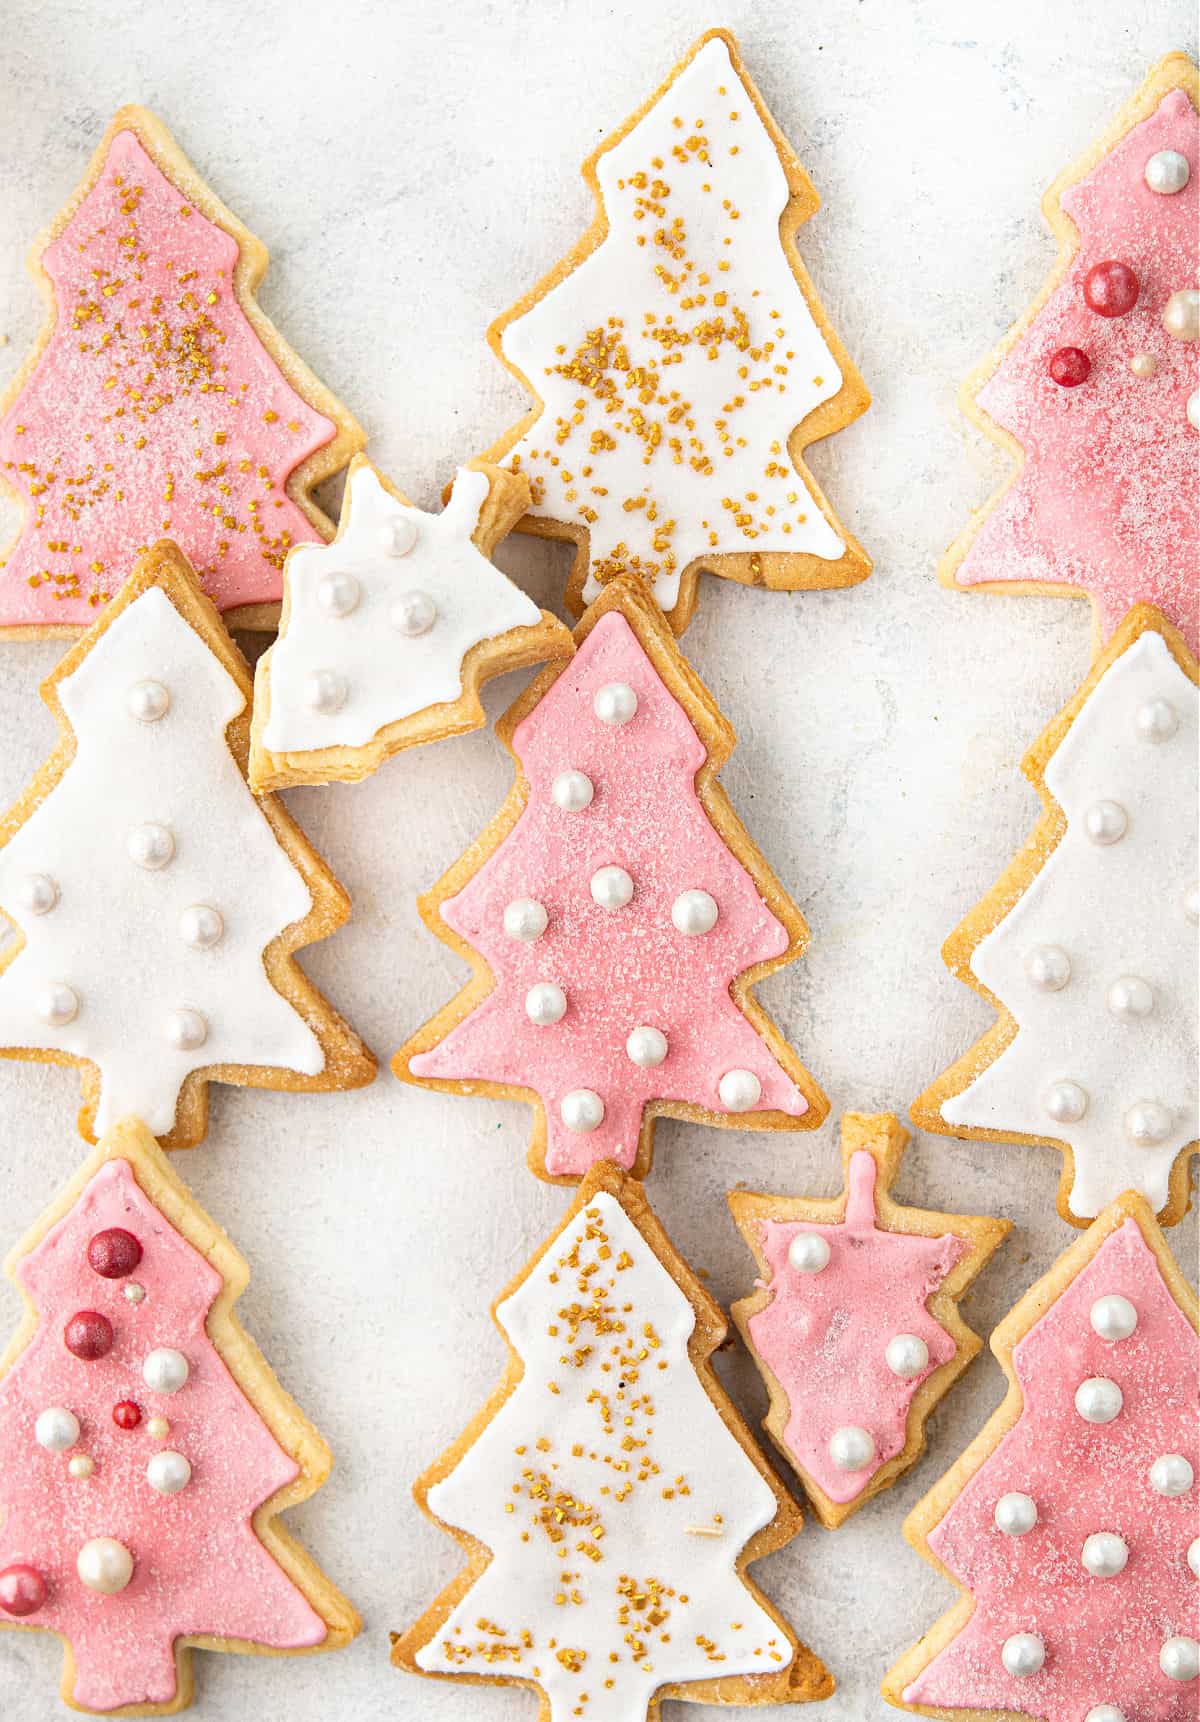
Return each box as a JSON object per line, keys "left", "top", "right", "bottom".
{"left": 127, "top": 822, "right": 175, "bottom": 869}
{"left": 391, "top": 591, "right": 438, "bottom": 637}
{"left": 787, "top": 1233, "right": 830, "bottom": 1275}
{"left": 1106, "top": 976, "right": 1153, "bottom": 1019}
{"left": 560, "top": 1089, "right": 604, "bottom": 1133}
{"left": 1089, "top": 1295, "right": 1137, "bottom": 1341}
{"left": 625, "top": 1026, "right": 667, "bottom": 1067}
{"left": 552, "top": 770, "right": 594, "bottom": 812}
{"left": 316, "top": 571, "right": 360, "bottom": 617}
{"left": 1024, "top": 945, "right": 1070, "bottom": 990}
{"left": 18, "top": 873, "right": 58, "bottom": 916}
{"left": 671, "top": 889, "right": 718, "bottom": 935}
{"left": 1124, "top": 1100, "right": 1172, "bottom": 1145}
{"left": 994, "top": 1492, "right": 1038, "bottom": 1536}
{"left": 1085, "top": 800, "right": 1127, "bottom": 845}
{"left": 1044, "top": 1080, "right": 1088, "bottom": 1124}
{"left": 35, "top": 982, "right": 78, "bottom": 1027}
{"left": 127, "top": 679, "right": 169, "bottom": 723}
{"left": 164, "top": 1008, "right": 207, "bottom": 1051}
{"left": 178, "top": 904, "right": 223, "bottom": 949}
{"left": 379, "top": 514, "right": 417, "bottom": 557}
{"left": 304, "top": 669, "right": 347, "bottom": 714}
{"left": 1074, "top": 1376, "right": 1123, "bottom": 1424}
{"left": 593, "top": 682, "right": 638, "bottom": 725}
{"left": 1136, "top": 697, "right": 1179, "bottom": 741}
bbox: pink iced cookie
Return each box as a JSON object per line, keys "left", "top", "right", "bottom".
{"left": 0, "top": 1118, "right": 357, "bottom": 1714}
{"left": 945, "top": 58, "right": 1200, "bottom": 655}
{"left": 887, "top": 1198, "right": 1200, "bottom": 1721}
{"left": 396, "top": 574, "right": 828, "bottom": 1181}
{"left": 730, "top": 1112, "right": 1008, "bottom": 1527}
{"left": 0, "top": 107, "right": 362, "bottom": 631}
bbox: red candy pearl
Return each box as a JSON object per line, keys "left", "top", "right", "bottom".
{"left": 1049, "top": 346, "right": 1091, "bottom": 386}
{"left": 0, "top": 1564, "right": 47, "bottom": 1617}
{"left": 1083, "top": 260, "right": 1139, "bottom": 317}
{"left": 64, "top": 1310, "right": 114, "bottom": 1361}
{"left": 87, "top": 1228, "right": 142, "bottom": 1279}
{"left": 112, "top": 1400, "right": 141, "bottom": 1431}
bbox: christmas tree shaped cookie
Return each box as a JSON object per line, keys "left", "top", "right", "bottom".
{"left": 395, "top": 573, "right": 827, "bottom": 1182}
{"left": 914, "top": 605, "right": 1198, "bottom": 1226}
{"left": 729, "top": 1113, "right": 1009, "bottom": 1529}
{"left": 884, "top": 1191, "right": 1199, "bottom": 1720}
{"left": 0, "top": 539, "right": 375, "bottom": 1146}
{"left": 482, "top": 28, "right": 871, "bottom": 633}
{"left": 943, "top": 54, "right": 1200, "bottom": 653}
{"left": 249, "top": 456, "right": 573, "bottom": 790}
{"left": 392, "top": 1161, "right": 832, "bottom": 1719}
{"left": 0, "top": 105, "right": 362, "bottom": 634}
{"left": 0, "top": 1117, "right": 358, "bottom": 1715}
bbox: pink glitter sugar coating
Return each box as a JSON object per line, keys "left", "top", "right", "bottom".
{"left": 0, "top": 1157, "right": 325, "bottom": 1712}
{"left": 747, "top": 1151, "right": 965, "bottom": 1504}
{"left": 955, "top": 88, "right": 1200, "bottom": 653}
{"left": 409, "top": 607, "right": 812, "bottom": 1176}
{"left": 904, "top": 1219, "right": 1199, "bottom": 1720}
{"left": 0, "top": 128, "right": 339, "bottom": 625}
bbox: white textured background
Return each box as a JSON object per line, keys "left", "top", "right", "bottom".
{"left": 0, "top": 2, "right": 1195, "bottom": 1718}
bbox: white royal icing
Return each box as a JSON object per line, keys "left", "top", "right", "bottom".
{"left": 501, "top": 36, "right": 845, "bottom": 617}
{"left": 0, "top": 587, "right": 324, "bottom": 1133}
{"left": 262, "top": 465, "right": 542, "bottom": 753}
{"left": 417, "top": 1191, "right": 788, "bottom": 1721}
{"left": 942, "top": 630, "right": 1198, "bottom": 1217}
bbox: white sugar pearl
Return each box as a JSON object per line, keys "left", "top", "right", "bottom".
{"left": 1075, "top": 1376, "right": 1122, "bottom": 1424}
{"left": 1085, "top": 1707, "right": 1126, "bottom": 1722}
{"left": 1189, "top": 390, "right": 1200, "bottom": 432}
{"left": 127, "top": 679, "right": 170, "bottom": 723}
{"left": 885, "top": 1334, "right": 930, "bottom": 1379}
{"left": 671, "top": 889, "right": 718, "bottom": 936}
{"left": 123, "top": 1283, "right": 146, "bottom": 1305}
{"left": 379, "top": 515, "right": 417, "bottom": 557}
{"left": 590, "top": 866, "right": 633, "bottom": 910}
{"left": 391, "top": 590, "right": 438, "bottom": 636}
{"left": 35, "top": 982, "right": 78, "bottom": 1027}
{"left": 128, "top": 822, "right": 175, "bottom": 869}
{"left": 525, "top": 982, "right": 566, "bottom": 1026}
{"left": 18, "top": 873, "right": 58, "bottom": 916}
{"left": 828, "top": 1425, "right": 875, "bottom": 1472}
{"left": 1106, "top": 976, "right": 1154, "bottom": 1019}
{"left": 1149, "top": 1453, "right": 1193, "bottom": 1496}
{"left": 317, "top": 571, "right": 360, "bottom": 617}
{"left": 1090, "top": 1295, "right": 1137, "bottom": 1341}
{"left": 1186, "top": 883, "right": 1200, "bottom": 923}
{"left": 788, "top": 1233, "right": 830, "bottom": 1275}
{"left": 718, "top": 1069, "right": 762, "bottom": 1112}
{"left": 1043, "top": 1081, "right": 1088, "bottom": 1124}
{"left": 142, "top": 1349, "right": 189, "bottom": 1395}
{"left": 625, "top": 1026, "right": 668, "bottom": 1067}
{"left": 1160, "top": 1637, "right": 1200, "bottom": 1682}
{"left": 1163, "top": 288, "right": 1200, "bottom": 342}
{"left": 552, "top": 770, "right": 594, "bottom": 812}
{"left": 1081, "top": 1531, "right": 1128, "bottom": 1578}
{"left": 146, "top": 1450, "right": 192, "bottom": 1496}
{"left": 593, "top": 682, "right": 638, "bottom": 725}
{"left": 1188, "top": 1537, "right": 1200, "bottom": 1577}
{"left": 1129, "top": 350, "right": 1157, "bottom": 379}
{"left": 77, "top": 1538, "right": 133, "bottom": 1596}
{"left": 1024, "top": 945, "right": 1070, "bottom": 991}
{"left": 179, "top": 904, "right": 223, "bottom": 949}
{"left": 503, "top": 898, "right": 548, "bottom": 942}
{"left": 165, "top": 1008, "right": 208, "bottom": 1052}
{"left": 1001, "top": 1633, "right": 1044, "bottom": 1678}
{"left": 1085, "top": 800, "right": 1127, "bottom": 844}
{"left": 1124, "top": 1100, "right": 1172, "bottom": 1146}
{"left": 35, "top": 1407, "right": 80, "bottom": 1452}
{"left": 994, "top": 1492, "right": 1038, "bottom": 1536}
{"left": 1145, "top": 148, "right": 1191, "bottom": 193}
{"left": 560, "top": 1089, "right": 604, "bottom": 1133}
{"left": 304, "top": 669, "right": 347, "bottom": 714}
{"left": 1136, "top": 697, "right": 1179, "bottom": 741}
{"left": 68, "top": 1454, "right": 95, "bottom": 1480}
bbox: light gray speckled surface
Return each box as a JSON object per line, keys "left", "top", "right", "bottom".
{"left": 0, "top": 2, "right": 1195, "bottom": 1718}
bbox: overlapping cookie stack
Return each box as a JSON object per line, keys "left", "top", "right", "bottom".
{"left": 0, "top": 28, "right": 1193, "bottom": 1722}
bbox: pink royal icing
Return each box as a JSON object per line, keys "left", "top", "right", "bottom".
{"left": 904, "top": 1219, "right": 1199, "bottom": 1719}
{"left": 0, "top": 129, "right": 337, "bottom": 623}
{"left": 956, "top": 88, "right": 1200, "bottom": 652}
{"left": 0, "top": 1158, "right": 325, "bottom": 1712}
{"left": 409, "top": 608, "right": 809, "bottom": 1175}
{"left": 746, "top": 1152, "right": 964, "bottom": 1504}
